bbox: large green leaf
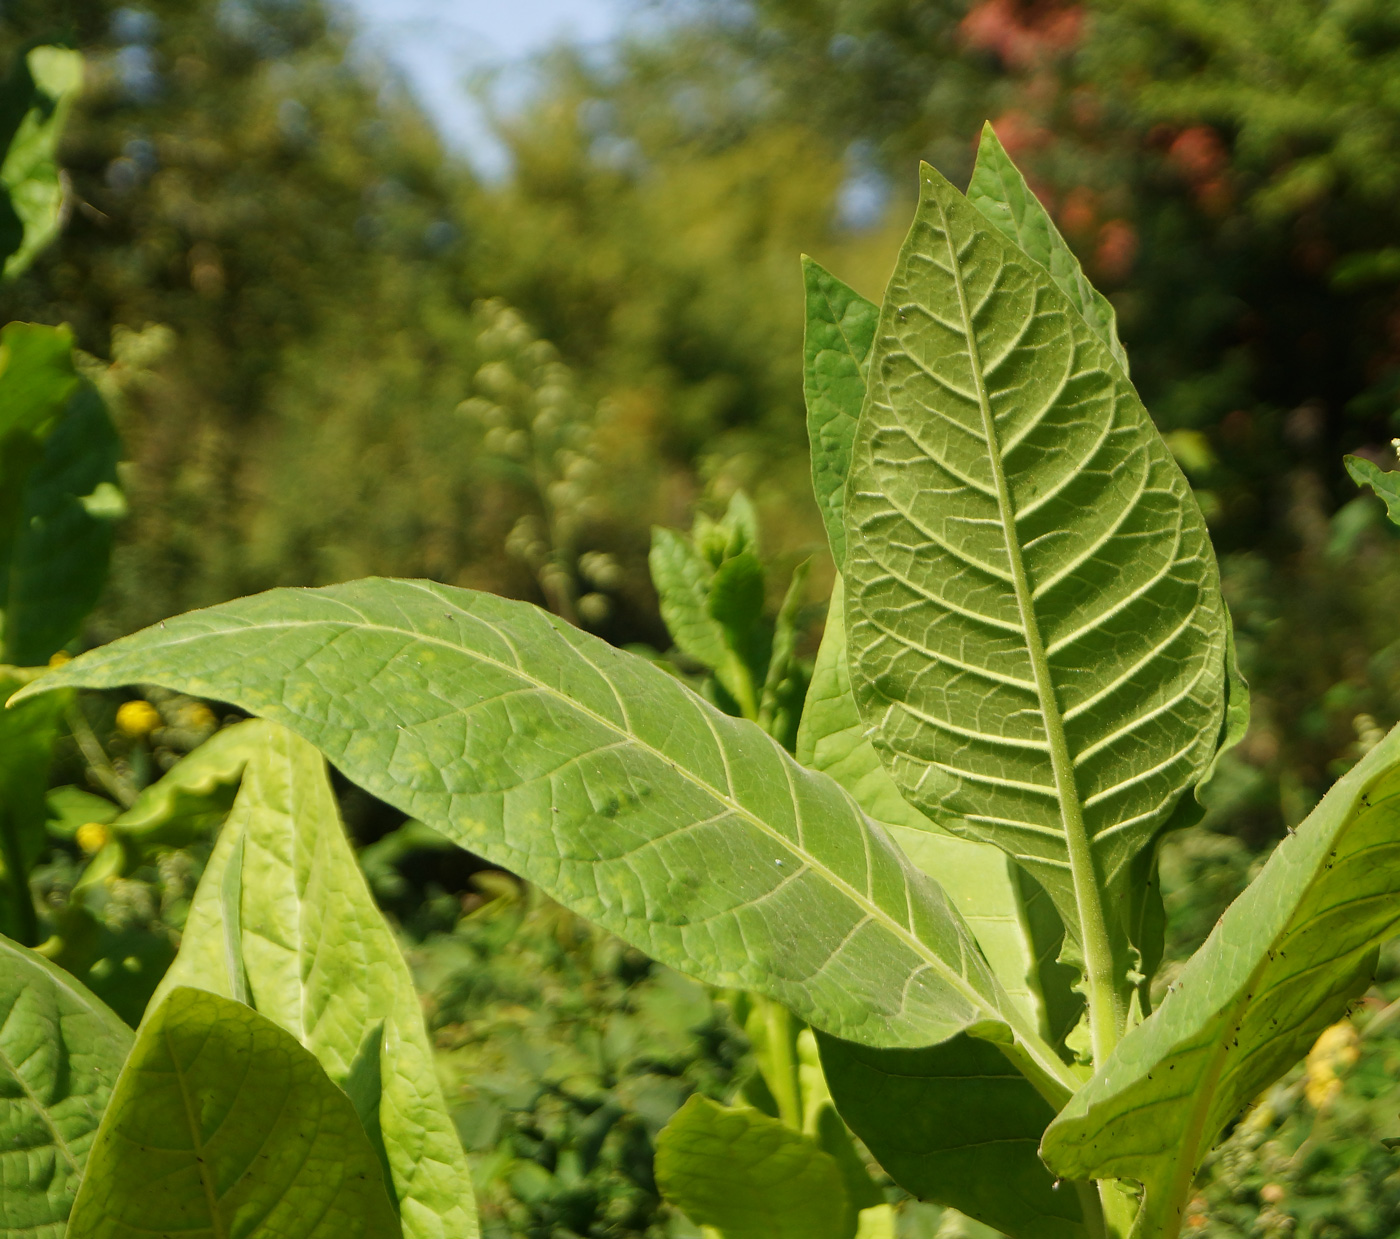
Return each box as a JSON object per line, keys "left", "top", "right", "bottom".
{"left": 1345, "top": 453, "right": 1400, "bottom": 526}
{"left": 802, "top": 257, "right": 879, "bottom": 566}
{"left": 149, "top": 719, "right": 478, "bottom": 1239}
{"left": 14, "top": 579, "right": 1076, "bottom": 1094}
{"left": 0, "top": 933, "right": 132, "bottom": 1239}
{"left": 0, "top": 669, "right": 67, "bottom": 944}
{"left": 966, "top": 124, "right": 1128, "bottom": 375}
{"left": 0, "top": 48, "right": 83, "bottom": 281}
{"left": 843, "top": 162, "right": 1229, "bottom": 1036}
{"left": 1042, "top": 724, "right": 1400, "bottom": 1236}
{"left": 66, "top": 986, "right": 401, "bottom": 1239}
{"left": 817, "top": 1032, "right": 1085, "bottom": 1239}
{"left": 655, "top": 1095, "right": 850, "bottom": 1239}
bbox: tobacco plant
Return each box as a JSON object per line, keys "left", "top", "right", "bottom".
{"left": 13, "top": 124, "right": 1400, "bottom": 1239}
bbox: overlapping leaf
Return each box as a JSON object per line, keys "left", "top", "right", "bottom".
{"left": 0, "top": 934, "right": 131, "bottom": 1239}
{"left": 66, "top": 987, "right": 400, "bottom": 1239}
{"left": 1042, "top": 724, "right": 1400, "bottom": 1236}
{"left": 802, "top": 257, "right": 878, "bottom": 566}
{"left": 966, "top": 124, "right": 1128, "bottom": 374}
{"left": 150, "top": 719, "right": 478, "bottom": 1239}
{"left": 15, "top": 579, "right": 1074, "bottom": 1088}
{"left": 843, "top": 163, "right": 1229, "bottom": 986}
{"left": 656, "top": 1095, "right": 850, "bottom": 1239}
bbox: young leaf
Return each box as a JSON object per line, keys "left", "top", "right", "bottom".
{"left": 1041, "top": 724, "right": 1400, "bottom": 1236}
{"left": 149, "top": 719, "right": 478, "bottom": 1239}
{"left": 797, "top": 578, "right": 1080, "bottom": 1047}
{"left": 843, "top": 162, "right": 1230, "bottom": 1054}
{"left": 1345, "top": 453, "right": 1400, "bottom": 526}
{"left": 0, "top": 933, "right": 131, "bottom": 1239}
{"left": 802, "top": 256, "right": 879, "bottom": 566}
{"left": 655, "top": 1095, "right": 851, "bottom": 1239}
{"left": 14, "top": 579, "right": 1075, "bottom": 1090}
{"left": 0, "top": 47, "right": 84, "bottom": 281}
{"left": 66, "top": 987, "right": 400, "bottom": 1239}
{"left": 967, "top": 123, "right": 1129, "bottom": 375}
{"left": 816, "top": 1032, "right": 1085, "bottom": 1239}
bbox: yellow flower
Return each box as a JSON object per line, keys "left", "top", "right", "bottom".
{"left": 76, "top": 822, "right": 110, "bottom": 855}
{"left": 47, "top": 650, "right": 72, "bottom": 667}
{"left": 1304, "top": 1020, "right": 1359, "bottom": 1110}
{"left": 116, "top": 700, "right": 161, "bottom": 739}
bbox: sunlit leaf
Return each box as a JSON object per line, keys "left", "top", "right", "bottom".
{"left": 66, "top": 987, "right": 400, "bottom": 1239}
{"left": 1345, "top": 453, "right": 1400, "bottom": 526}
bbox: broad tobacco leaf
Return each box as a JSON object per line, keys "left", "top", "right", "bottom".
{"left": 149, "top": 719, "right": 478, "bottom": 1239}
{"left": 0, "top": 933, "right": 131, "bottom": 1239}
{"left": 1042, "top": 724, "right": 1400, "bottom": 1236}
{"left": 966, "top": 124, "right": 1129, "bottom": 375}
{"left": 843, "top": 162, "right": 1230, "bottom": 990}
{"left": 15, "top": 579, "right": 1076, "bottom": 1091}
{"left": 802, "top": 256, "right": 878, "bottom": 566}
{"left": 0, "top": 47, "right": 83, "bottom": 281}
{"left": 66, "top": 987, "right": 400, "bottom": 1239}
{"left": 655, "top": 1095, "right": 851, "bottom": 1239}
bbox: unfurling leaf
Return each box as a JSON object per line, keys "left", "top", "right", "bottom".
{"left": 65, "top": 987, "right": 400, "bottom": 1239}
{"left": 0, "top": 934, "right": 131, "bottom": 1239}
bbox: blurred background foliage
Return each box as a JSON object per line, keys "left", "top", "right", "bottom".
{"left": 11, "top": 0, "right": 1400, "bottom": 1233}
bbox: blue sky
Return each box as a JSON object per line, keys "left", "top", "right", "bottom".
{"left": 335, "top": 0, "right": 630, "bottom": 173}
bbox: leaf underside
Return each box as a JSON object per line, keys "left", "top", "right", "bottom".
{"left": 0, "top": 935, "right": 132, "bottom": 1239}
{"left": 1043, "top": 724, "right": 1400, "bottom": 1234}
{"left": 843, "top": 162, "right": 1229, "bottom": 962}
{"left": 17, "top": 578, "right": 1026, "bottom": 1053}
{"left": 65, "top": 987, "right": 400, "bottom": 1239}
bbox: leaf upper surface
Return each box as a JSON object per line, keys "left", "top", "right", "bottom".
{"left": 0, "top": 934, "right": 131, "bottom": 1239}
{"left": 17, "top": 578, "right": 1041, "bottom": 1054}
{"left": 66, "top": 987, "right": 400, "bottom": 1239}
{"left": 1042, "top": 725, "right": 1400, "bottom": 1234}
{"left": 843, "top": 162, "right": 1229, "bottom": 954}
{"left": 151, "top": 720, "right": 478, "bottom": 1239}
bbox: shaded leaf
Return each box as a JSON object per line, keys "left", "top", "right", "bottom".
{"left": 0, "top": 933, "right": 131, "bottom": 1239}
{"left": 150, "top": 719, "right": 478, "bottom": 1239}
{"left": 66, "top": 986, "right": 400, "bottom": 1239}
{"left": 16, "top": 579, "right": 1075, "bottom": 1090}
{"left": 967, "top": 123, "right": 1128, "bottom": 375}
{"left": 843, "top": 162, "right": 1229, "bottom": 1016}
{"left": 656, "top": 1095, "right": 850, "bottom": 1239}
{"left": 1042, "top": 725, "right": 1400, "bottom": 1236}
{"left": 802, "top": 256, "right": 879, "bottom": 566}
{"left": 818, "top": 1032, "right": 1085, "bottom": 1239}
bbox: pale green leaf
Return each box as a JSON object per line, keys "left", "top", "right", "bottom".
{"left": 0, "top": 933, "right": 131, "bottom": 1239}
{"left": 651, "top": 525, "right": 730, "bottom": 672}
{"left": 818, "top": 1032, "right": 1085, "bottom": 1239}
{"left": 797, "top": 577, "right": 1080, "bottom": 1047}
{"left": 1345, "top": 453, "right": 1400, "bottom": 526}
{"left": 14, "top": 579, "right": 1075, "bottom": 1089}
{"left": 843, "top": 162, "right": 1230, "bottom": 1002}
{"left": 802, "top": 256, "right": 879, "bottom": 566}
{"left": 0, "top": 48, "right": 83, "bottom": 281}
{"left": 655, "top": 1095, "right": 850, "bottom": 1239}
{"left": 150, "top": 719, "right": 478, "bottom": 1239}
{"left": 66, "top": 987, "right": 401, "bottom": 1239}
{"left": 967, "top": 123, "right": 1128, "bottom": 375}
{"left": 1042, "top": 724, "right": 1400, "bottom": 1236}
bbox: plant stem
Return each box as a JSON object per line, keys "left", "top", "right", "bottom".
{"left": 940, "top": 193, "right": 1124, "bottom": 1069}
{"left": 66, "top": 703, "right": 137, "bottom": 807}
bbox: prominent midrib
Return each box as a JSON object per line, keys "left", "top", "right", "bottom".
{"left": 93, "top": 603, "right": 1002, "bottom": 1035}
{"left": 934, "top": 196, "right": 1122, "bottom": 1066}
